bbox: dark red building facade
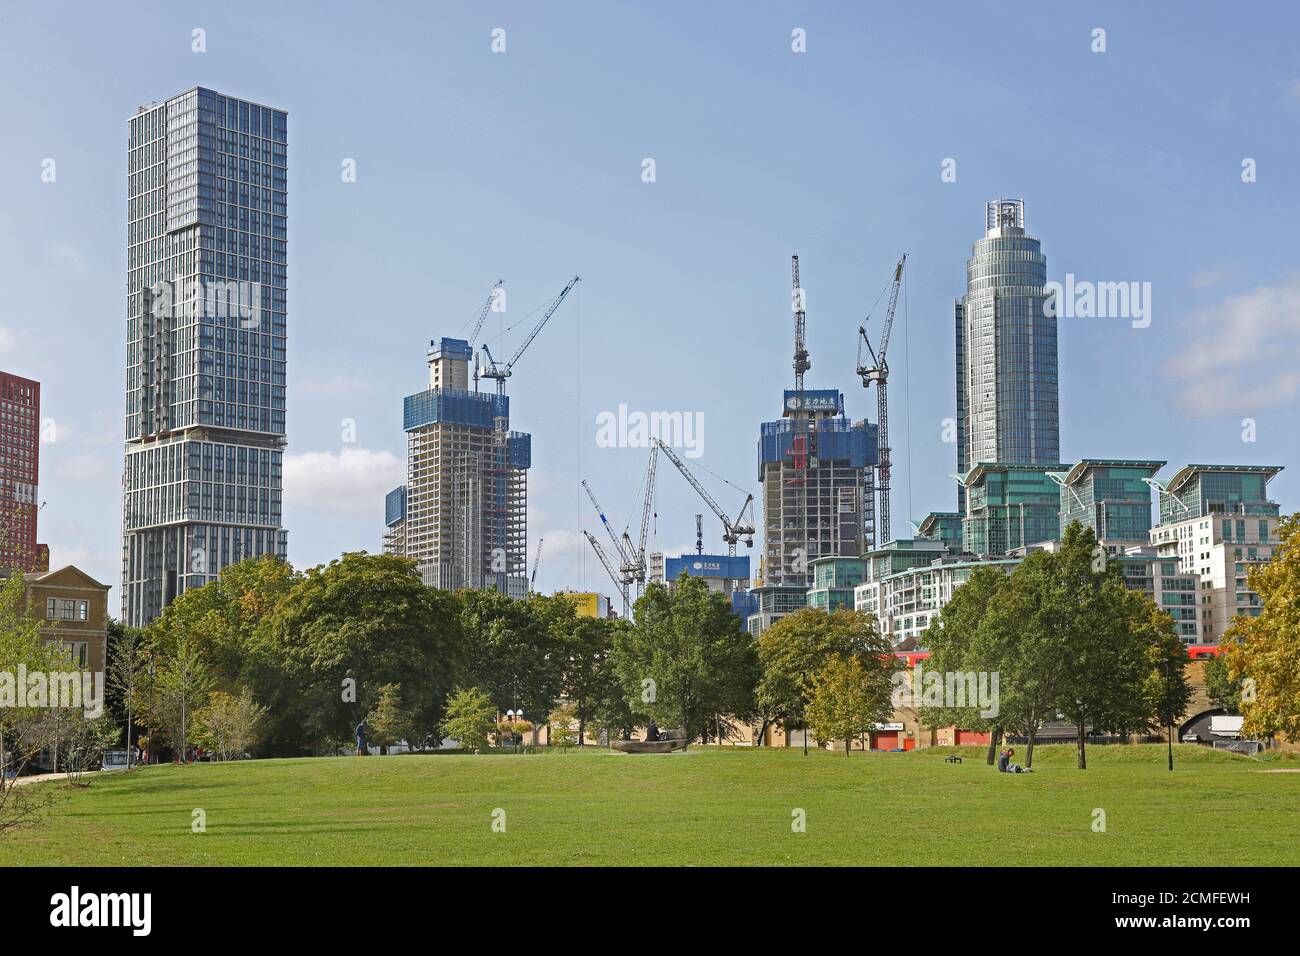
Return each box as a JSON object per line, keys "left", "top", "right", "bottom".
{"left": 0, "top": 371, "right": 47, "bottom": 572}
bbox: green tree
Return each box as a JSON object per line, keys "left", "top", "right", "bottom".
{"left": 553, "top": 614, "right": 621, "bottom": 745}
{"left": 584, "top": 620, "right": 638, "bottom": 745}
{"left": 611, "top": 575, "right": 758, "bottom": 744}
{"left": 970, "top": 556, "right": 1071, "bottom": 768}
{"left": 923, "top": 526, "right": 1188, "bottom": 770}
{"left": 461, "top": 589, "right": 562, "bottom": 740}
{"left": 1144, "top": 626, "right": 1194, "bottom": 752}
{"left": 272, "top": 552, "right": 465, "bottom": 752}
{"left": 147, "top": 556, "right": 302, "bottom": 754}
{"left": 154, "top": 635, "right": 212, "bottom": 760}
{"left": 195, "top": 688, "right": 267, "bottom": 761}
{"left": 1050, "top": 524, "right": 1183, "bottom": 769}
{"left": 58, "top": 713, "right": 121, "bottom": 786}
{"left": 547, "top": 700, "right": 579, "bottom": 750}
{"left": 440, "top": 687, "right": 497, "bottom": 753}
{"left": 0, "top": 570, "right": 70, "bottom": 833}
{"left": 914, "top": 564, "right": 1010, "bottom": 763}
{"left": 106, "top": 623, "right": 147, "bottom": 769}
{"left": 366, "top": 683, "right": 417, "bottom": 753}
{"left": 1225, "top": 513, "right": 1300, "bottom": 742}
{"left": 1202, "top": 654, "right": 1242, "bottom": 714}
{"left": 756, "top": 607, "right": 893, "bottom": 746}
{"left": 805, "top": 654, "right": 896, "bottom": 755}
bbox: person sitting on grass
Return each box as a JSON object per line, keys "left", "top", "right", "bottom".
{"left": 997, "top": 747, "right": 1010, "bottom": 772}
{"left": 1003, "top": 747, "right": 1031, "bottom": 773}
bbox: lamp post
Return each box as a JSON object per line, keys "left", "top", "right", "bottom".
{"left": 1163, "top": 659, "right": 1174, "bottom": 772}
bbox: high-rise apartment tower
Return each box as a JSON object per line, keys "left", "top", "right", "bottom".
{"left": 121, "top": 88, "right": 288, "bottom": 626}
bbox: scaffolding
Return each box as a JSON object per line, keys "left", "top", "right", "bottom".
{"left": 399, "top": 356, "right": 529, "bottom": 596}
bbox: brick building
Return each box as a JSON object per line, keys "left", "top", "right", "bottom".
{"left": 0, "top": 371, "right": 47, "bottom": 572}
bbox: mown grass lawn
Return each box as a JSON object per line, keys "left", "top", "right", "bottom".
{"left": 3, "top": 744, "right": 1296, "bottom": 866}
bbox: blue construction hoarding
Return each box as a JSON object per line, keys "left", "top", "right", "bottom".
{"left": 404, "top": 387, "right": 508, "bottom": 432}
{"left": 757, "top": 417, "right": 878, "bottom": 478}
{"left": 385, "top": 486, "right": 407, "bottom": 527}
{"left": 664, "top": 553, "right": 750, "bottom": 582}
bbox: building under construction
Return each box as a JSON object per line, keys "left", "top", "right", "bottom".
{"left": 385, "top": 337, "right": 530, "bottom": 598}
{"left": 759, "top": 388, "right": 878, "bottom": 584}
{"left": 747, "top": 257, "right": 878, "bottom": 635}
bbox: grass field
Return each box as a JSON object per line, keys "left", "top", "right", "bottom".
{"left": 4, "top": 744, "right": 1297, "bottom": 866}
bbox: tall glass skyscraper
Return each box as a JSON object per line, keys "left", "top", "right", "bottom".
{"left": 955, "top": 199, "right": 1059, "bottom": 511}
{"left": 121, "top": 88, "right": 288, "bottom": 626}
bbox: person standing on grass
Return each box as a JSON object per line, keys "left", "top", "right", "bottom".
{"left": 355, "top": 720, "right": 368, "bottom": 756}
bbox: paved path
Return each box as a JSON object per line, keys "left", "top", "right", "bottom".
{"left": 6, "top": 771, "right": 67, "bottom": 788}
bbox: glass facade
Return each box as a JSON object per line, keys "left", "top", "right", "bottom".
{"left": 1157, "top": 465, "right": 1283, "bottom": 524}
{"left": 917, "top": 512, "right": 964, "bottom": 554}
{"left": 1057, "top": 460, "right": 1164, "bottom": 544}
{"left": 122, "top": 87, "right": 288, "bottom": 626}
{"left": 962, "top": 463, "right": 1064, "bottom": 556}
{"left": 956, "top": 200, "right": 1060, "bottom": 491}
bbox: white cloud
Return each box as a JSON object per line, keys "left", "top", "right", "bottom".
{"left": 0, "top": 328, "right": 15, "bottom": 352}
{"left": 1167, "top": 279, "right": 1300, "bottom": 416}
{"left": 1189, "top": 267, "right": 1230, "bottom": 290}
{"left": 283, "top": 447, "right": 404, "bottom": 518}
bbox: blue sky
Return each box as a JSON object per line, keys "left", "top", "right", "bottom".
{"left": 3, "top": 1, "right": 1298, "bottom": 599}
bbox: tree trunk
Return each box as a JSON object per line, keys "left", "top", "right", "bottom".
{"left": 1076, "top": 720, "right": 1087, "bottom": 770}
{"left": 845, "top": 737, "right": 851, "bottom": 757}
{"left": 756, "top": 718, "right": 772, "bottom": 747}
{"left": 1026, "top": 729, "right": 1036, "bottom": 769}
{"left": 577, "top": 696, "right": 585, "bottom": 747}
{"left": 986, "top": 726, "right": 1001, "bottom": 765}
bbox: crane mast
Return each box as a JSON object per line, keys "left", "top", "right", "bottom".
{"left": 582, "top": 530, "right": 629, "bottom": 618}
{"left": 476, "top": 276, "right": 579, "bottom": 594}
{"left": 468, "top": 280, "right": 503, "bottom": 391}
{"left": 583, "top": 479, "right": 634, "bottom": 569}
{"left": 632, "top": 443, "right": 658, "bottom": 584}
{"left": 857, "top": 254, "right": 906, "bottom": 547}
{"left": 530, "top": 538, "right": 543, "bottom": 592}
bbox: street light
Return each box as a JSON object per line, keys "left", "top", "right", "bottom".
{"left": 1163, "top": 658, "right": 1174, "bottom": 772}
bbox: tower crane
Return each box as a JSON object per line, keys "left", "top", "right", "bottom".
{"left": 857, "top": 254, "right": 906, "bottom": 547}
{"left": 467, "top": 281, "right": 504, "bottom": 392}
{"left": 788, "top": 255, "right": 812, "bottom": 483}
{"left": 580, "top": 442, "right": 658, "bottom": 604}
{"left": 623, "top": 442, "right": 658, "bottom": 587}
{"left": 467, "top": 281, "right": 503, "bottom": 349}
{"left": 582, "top": 530, "right": 630, "bottom": 618}
{"left": 478, "top": 276, "right": 580, "bottom": 397}
{"left": 529, "top": 538, "right": 543, "bottom": 593}
{"left": 583, "top": 479, "right": 636, "bottom": 575}
{"left": 654, "top": 438, "right": 755, "bottom": 558}
{"left": 477, "top": 276, "right": 580, "bottom": 592}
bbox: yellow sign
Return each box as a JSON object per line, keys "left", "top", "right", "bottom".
{"left": 561, "top": 592, "right": 603, "bottom": 618}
